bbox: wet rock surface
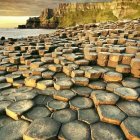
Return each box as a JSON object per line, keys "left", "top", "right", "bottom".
{"left": 0, "top": 19, "right": 140, "bottom": 139}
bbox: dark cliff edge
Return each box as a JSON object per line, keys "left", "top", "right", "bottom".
{"left": 18, "top": 0, "right": 140, "bottom": 29}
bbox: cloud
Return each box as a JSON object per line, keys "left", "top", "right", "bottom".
{"left": 0, "top": 0, "right": 110, "bottom": 16}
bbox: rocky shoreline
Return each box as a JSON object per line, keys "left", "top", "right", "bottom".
{"left": 0, "top": 19, "right": 140, "bottom": 139}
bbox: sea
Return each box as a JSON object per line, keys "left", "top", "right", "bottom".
{"left": 0, "top": 28, "right": 57, "bottom": 39}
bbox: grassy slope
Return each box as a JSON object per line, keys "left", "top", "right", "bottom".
{"left": 58, "top": 9, "right": 118, "bottom": 27}
{"left": 124, "top": 3, "right": 140, "bottom": 19}
{"left": 58, "top": 3, "right": 140, "bottom": 27}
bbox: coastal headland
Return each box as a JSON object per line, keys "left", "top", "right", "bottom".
{"left": 18, "top": 0, "right": 140, "bottom": 29}
{"left": 0, "top": 18, "right": 140, "bottom": 139}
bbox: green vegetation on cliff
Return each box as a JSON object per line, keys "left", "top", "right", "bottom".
{"left": 21, "top": 0, "right": 140, "bottom": 29}
{"left": 58, "top": 9, "right": 118, "bottom": 27}
{"left": 58, "top": 2, "right": 140, "bottom": 27}
{"left": 123, "top": 3, "right": 140, "bottom": 19}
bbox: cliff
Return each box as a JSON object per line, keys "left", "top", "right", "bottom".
{"left": 57, "top": 0, "right": 140, "bottom": 27}
{"left": 19, "top": 0, "right": 140, "bottom": 28}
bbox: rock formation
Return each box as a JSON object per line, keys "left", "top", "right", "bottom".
{"left": 1, "top": 18, "right": 140, "bottom": 139}
{"left": 18, "top": 0, "right": 140, "bottom": 28}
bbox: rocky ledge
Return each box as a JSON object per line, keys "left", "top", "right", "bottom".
{"left": 0, "top": 19, "right": 140, "bottom": 140}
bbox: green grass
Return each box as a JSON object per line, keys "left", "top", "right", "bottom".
{"left": 96, "top": 10, "right": 118, "bottom": 22}
{"left": 58, "top": 9, "right": 118, "bottom": 27}
{"left": 57, "top": 1, "right": 140, "bottom": 28}
{"left": 40, "top": 1, "right": 140, "bottom": 28}
{"left": 124, "top": 4, "right": 140, "bottom": 19}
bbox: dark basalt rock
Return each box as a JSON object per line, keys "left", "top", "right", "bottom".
{"left": 97, "top": 105, "right": 127, "bottom": 125}
{"left": 91, "top": 122, "right": 125, "bottom": 140}
{"left": 117, "top": 100, "right": 140, "bottom": 117}
{"left": 0, "top": 120, "right": 29, "bottom": 140}
{"left": 23, "top": 117, "right": 61, "bottom": 139}
{"left": 47, "top": 99, "right": 69, "bottom": 111}
{"left": 72, "top": 86, "right": 92, "bottom": 97}
{"left": 70, "top": 96, "right": 93, "bottom": 110}
{"left": 54, "top": 90, "right": 76, "bottom": 101}
{"left": 114, "top": 87, "right": 139, "bottom": 100}
{"left": 121, "top": 117, "right": 140, "bottom": 140}
{"left": 52, "top": 108, "right": 77, "bottom": 123}
{"left": 1, "top": 36, "right": 5, "bottom": 40}
{"left": 78, "top": 108, "right": 99, "bottom": 124}
{"left": 23, "top": 106, "right": 51, "bottom": 121}
{"left": 59, "top": 120, "right": 91, "bottom": 140}
{"left": 6, "top": 100, "right": 34, "bottom": 120}
{"left": 0, "top": 115, "right": 14, "bottom": 128}
{"left": 0, "top": 101, "right": 12, "bottom": 114}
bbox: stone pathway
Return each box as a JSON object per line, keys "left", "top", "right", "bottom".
{"left": 0, "top": 19, "right": 140, "bottom": 140}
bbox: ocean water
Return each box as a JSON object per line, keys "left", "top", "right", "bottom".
{"left": 0, "top": 28, "right": 56, "bottom": 39}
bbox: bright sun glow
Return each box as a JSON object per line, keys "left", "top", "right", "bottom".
{"left": 0, "top": 16, "right": 30, "bottom": 28}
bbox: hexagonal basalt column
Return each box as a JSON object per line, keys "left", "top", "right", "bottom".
{"left": 89, "top": 81, "right": 106, "bottom": 90}
{"left": 52, "top": 108, "right": 77, "bottom": 123}
{"left": 6, "top": 100, "right": 34, "bottom": 120}
{"left": 70, "top": 97, "right": 93, "bottom": 110}
{"left": 75, "top": 59, "right": 89, "bottom": 66}
{"left": 116, "top": 64, "right": 131, "bottom": 73}
{"left": 6, "top": 74, "right": 21, "bottom": 83}
{"left": 106, "top": 83, "right": 122, "bottom": 92}
{"left": 53, "top": 90, "right": 76, "bottom": 102}
{"left": 97, "top": 105, "right": 127, "bottom": 125}
{"left": 47, "top": 99, "right": 69, "bottom": 111}
{"left": 22, "top": 106, "right": 51, "bottom": 121}
{"left": 91, "top": 122, "right": 125, "bottom": 140}
{"left": 92, "top": 92, "right": 119, "bottom": 106}
{"left": 122, "top": 77, "right": 140, "bottom": 88}
{"left": 71, "top": 70, "right": 85, "bottom": 77}
{"left": 130, "top": 58, "right": 140, "bottom": 69}
{"left": 121, "top": 117, "right": 140, "bottom": 140}
{"left": 72, "top": 77, "right": 89, "bottom": 86}
{"left": 58, "top": 120, "right": 91, "bottom": 140}
{"left": 78, "top": 108, "right": 99, "bottom": 124}
{"left": 8, "top": 91, "right": 37, "bottom": 101}
{"left": 117, "top": 100, "right": 140, "bottom": 117}
{"left": 54, "top": 79, "right": 73, "bottom": 90}
{"left": 23, "top": 117, "right": 61, "bottom": 140}
{"left": 72, "top": 86, "right": 92, "bottom": 97}
{"left": 32, "top": 67, "right": 46, "bottom": 76}
{"left": 36, "top": 80, "right": 53, "bottom": 90}
{"left": 48, "top": 64, "right": 62, "bottom": 72}
{"left": 114, "top": 87, "right": 139, "bottom": 100}
{"left": 25, "top": 76, "right": 42, "bottom": 88}
{"left": 0, "top": 120, "right": 29, "bottom": 140}
{"left": 42, "top": 70, "right": 55, "bottom": 79}
{"left": 103, "top": 71, "right": 123, "bottom": 82}
{"left": 85, "top": 69, "right": 102, "bottom": 79}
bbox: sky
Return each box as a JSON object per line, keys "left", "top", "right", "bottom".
{"left": 0, "top": 0, "right": 109, "bottom": 28}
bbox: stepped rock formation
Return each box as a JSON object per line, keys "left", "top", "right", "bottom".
{"left": 18, "top": 0, "right": 140, "bottom": 28}
{"left": 1, "top": 18, "right": 140, "bottom": 139}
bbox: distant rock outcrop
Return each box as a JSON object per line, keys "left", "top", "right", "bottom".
{"left": 18, "top": 0, "right": 140, "bottom": 29}
{"left": 39, "top": 9, "right": 59, "bottom": 28}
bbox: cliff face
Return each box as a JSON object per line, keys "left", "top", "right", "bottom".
{"left": 110, "top": 0, "right": 140, "bottom": 18}
{"left": 39, "top": 9, "right": 59, "bottom": 28}
{"left": 20, "top": 0, "right": 140, "bottom": 28}
{"left": 55, "top": 0, "right": 140, "bottom": 19}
